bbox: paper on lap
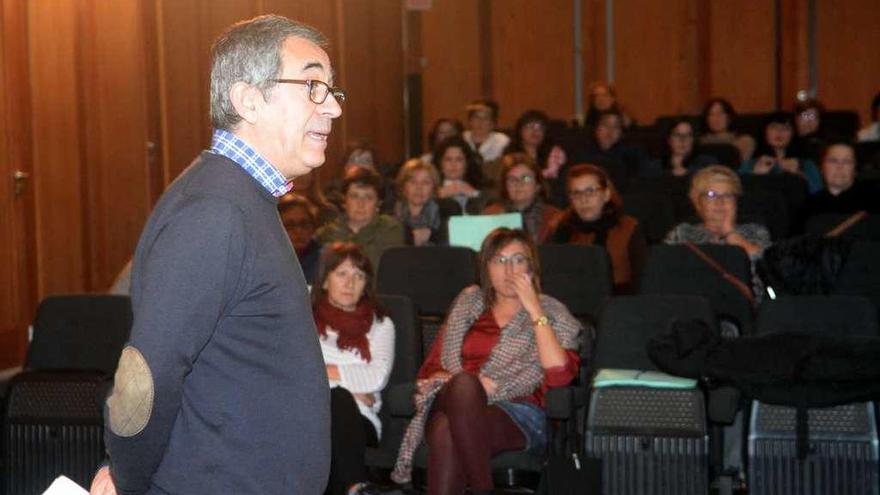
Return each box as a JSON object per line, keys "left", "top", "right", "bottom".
{"left": 42, "top": 476, "right": 88, "bottom": 495}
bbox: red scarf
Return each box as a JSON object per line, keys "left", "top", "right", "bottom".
{"left": 313, "top": 297, "right": 374, "bottom": 362}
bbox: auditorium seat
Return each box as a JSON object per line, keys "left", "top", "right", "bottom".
{"left": 2, "top": 294, "right": 132, "bottom": 494}
{"left": 365, "top": 294, "right": 424, "bottom": 473}
{"left": 639, "top": 244, "right": 754, "bottom": 336}
{"left": 584, "top": 295, "right": 717, "bottom": 495}
{"left": 747, "top": 295, "right": 879, "bottom": 495}
{"left": 377, "top": 246, "right": 477, "bottom": 355}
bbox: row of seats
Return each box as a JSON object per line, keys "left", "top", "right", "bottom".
{"left": 4, "top": 242, "right": 879, "bottom": 492}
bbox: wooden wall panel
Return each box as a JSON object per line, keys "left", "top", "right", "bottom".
{"left": 706, "top": 2, "right": 776, "bottom": 113}
{"left": 337, "top": 0, "right": 404, "bottom": 167}
{"left": 28, "top": 0, "right": 88, "bottom": 296}
{"left": 816, "top": 0, "right": 880, "bottom": 127}
{"left": 489, "top": 0, "right": 575, "bottom": 127}
{"left": 420, "top": 0, "right": 483, "bottom": 145}
{"left": 581, "top": 0, "right": 608, "bottom": 91}
{"left": 79, "top": 0, "right": 155, "bottom": 290}
{"left": 613, "top": 0, "right": 700, "bottom": 124}
{"left": 156, "top": 0, "right": 209, "bottom": 184}
{"left": 0, "top": 0, "right": 34, "bottom": 368}
{"left": 779, "top": 0, "right": 810, "bottom": 108}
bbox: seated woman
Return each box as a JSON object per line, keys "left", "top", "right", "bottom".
{"left": 316, "top": 167, "right": 405, "bottom": 271}
{"left": 482, "top": 153, "right": 561, "bottom": 244}
{"left": 645, "top": 118, "right": 716, "bottom": 177}
{"left": 799, "top": 141, "right": 880, "bottom": 224}
{"left": 313, "top": 242, "right": 395, "bottom": 495}
{"left": 394, "top": 158, "right": 462, "bottom": 246}
{"left": 434, "top": 135, "right": 490, "bottom": 214}
{"left": 462, "top": 98, "right": 511, "bottom": 164}
{"left": 392, "top": 228, "right": 582, "bottom": 494}
{"left": 549, "top": 164, "right": 647, "bottom": 293}
{"left": 421, "top": 118, "right": 464, "bottom": 164}
{"left": 698, "top": 97, "right": 756, "bottom": 161}
{"left": 739, "top": 112, "right": 823, "bottom": 194}
{"left": 279, "top": 193, "right": 322, "bottom": 285}
{"left": 665, "top": 165, "right": 771, "bottom": 297}
{"left": 584, "top": 81, "right": 634, "bottom": 128}
{"left": 793, "top": 98, "right": 827, "bottom": 163}
{"left": 569, "top": 110, "right": 646, "bottom": 192}
{"left": 503, "top": 110, "right": 569, "bottom": 206}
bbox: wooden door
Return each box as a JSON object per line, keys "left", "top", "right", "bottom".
{"left": 0, "top": 0, "right": 35, "bottom": 368}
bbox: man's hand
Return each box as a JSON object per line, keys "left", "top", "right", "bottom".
{"left": 90, "top": 466, "right": 117, "bottom": 495}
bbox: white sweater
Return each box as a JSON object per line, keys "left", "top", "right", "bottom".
{"left": 320, "top": 315, "right": 395, "bottom": 438}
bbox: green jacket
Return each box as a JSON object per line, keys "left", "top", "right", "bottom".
{"left": 316, "top": 214, "right": 405, "bottom": 272}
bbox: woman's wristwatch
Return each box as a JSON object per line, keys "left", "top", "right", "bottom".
{"left": 532, "top": 315, "right": 550, "bottom": 327}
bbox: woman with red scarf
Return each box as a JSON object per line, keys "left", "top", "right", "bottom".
{"left": 313, "top": 242, "right": 395, "bottom": 495}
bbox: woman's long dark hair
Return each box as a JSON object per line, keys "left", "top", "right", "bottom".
{"left": 753, "top": 112, "right": 798, "bottom": 159}
{"left": 311, "top": 242, "right": 386, "bottom": 318}
{"left": 433, "top": 135, "right": 486, "bottom": 188}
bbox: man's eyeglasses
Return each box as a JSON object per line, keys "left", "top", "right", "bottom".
{"left": 569, "top": 186, "right": 604, "bottom": 200}
{"left": 270, "top": 79, "right": 346, "bottom": 104}
{"left": 491, "top": 253, "right": 530, "bottom": 268}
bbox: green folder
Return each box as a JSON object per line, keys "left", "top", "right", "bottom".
{"left": 448, "top": 213, "right": 523, "bottom": 251}
{"left": 593, "top": 368, "right": 697, "bottom": 389}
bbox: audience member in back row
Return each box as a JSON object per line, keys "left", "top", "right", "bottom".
{"left": 316, "top": 167, "right": 404, "bottom": 271}
{"left": 503, "top": 109, "right": 569, "bottom": 206}
{"left": 793, "top": 98, "right": 827, "bottom": 163}
{"left": 422, "top": 118, "right": 465, "bottom": 164}
{"left": 482, "top": 153, "right": 561, "bottom": 244}
{"left": 799, "top": 141, "right": 880, "bottom": 223}
{"left": 584, "top": 81, "right": 634, "bottom": 128}
{"left": 569, "top": 110, "right": 647, "bottom": 193}
{"left": 394, "top": 158, "right": 462, "bottom": 246}
{"left": 313, "top": 242, "right": 395, "bottom": 495}
{"left": 698, "top": 97, "right": 756, "bottom": 161}
{"left": 462, "top": 98, "right": 510, "bottom": 165}
{"left": 392, "top": 227, "right": 582, "bottom": 494}
{"left": 279, "top": 193, "right": 322, "bottom": 285}
{"left": 644, "top": 118, "right": 717, "bottom": 177}
{"left": 325, "top": 140, "right": 381, "bottom": 208}
{"left": 666, "top": 165, "right": 771, "bottom": 296}
{"left": 435, "top": 135, "right": 490, "bottom": 214}
{"left": 857, "top": 92, "right": 880, "bottom": 143}
{"left": 549, "top": 164, "right": 647, "bottom": 293}
{"left": 739, "top": 112, "right": 823, "bottom": 194}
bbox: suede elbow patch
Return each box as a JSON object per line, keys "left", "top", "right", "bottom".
{"left": 107, "top": 346, "right": 155, "bottom": 437}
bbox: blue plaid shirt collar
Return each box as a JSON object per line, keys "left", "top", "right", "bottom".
{"left": 209, "top": 129, "right": 292, "bottom": 197}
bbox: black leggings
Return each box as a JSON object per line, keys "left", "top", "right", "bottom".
{"left": 425, "top": 373, "right": 526, "bottom": 495}
{"left": 325, "top": 387, "right": 379, "bottom": 495}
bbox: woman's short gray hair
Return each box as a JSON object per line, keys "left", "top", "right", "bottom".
{"left": 689, "top": 164, "right": 742, "bottom": 204}
{"left": 210, "top": 15, "right": 327, "bottom": 130}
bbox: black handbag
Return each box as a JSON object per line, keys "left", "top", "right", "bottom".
{"left": 536, "top": 450, "right": 601, "bottom": 495}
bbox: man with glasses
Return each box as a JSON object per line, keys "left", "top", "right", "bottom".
{"left": 92, "top": 15, "right": 343, "bottom": 495}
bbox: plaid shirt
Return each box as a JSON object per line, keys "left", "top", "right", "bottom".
{"left": 210, "top": 129, "right": 292, "bottom": 197}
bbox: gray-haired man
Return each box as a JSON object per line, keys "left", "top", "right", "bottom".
{"left": 91, "top": 15, "right": 343, "bottom": 495}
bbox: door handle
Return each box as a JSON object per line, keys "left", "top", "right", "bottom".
{"left": 13, "top": 170, "right": 29, "bottom": 196}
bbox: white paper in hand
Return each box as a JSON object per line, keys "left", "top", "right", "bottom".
{"left": 42, "top": 476, "right": 89, "bottom": 495}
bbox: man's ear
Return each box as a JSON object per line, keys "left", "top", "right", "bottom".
{"left": 229, "top": 82, "right": 263, "bottom": 125}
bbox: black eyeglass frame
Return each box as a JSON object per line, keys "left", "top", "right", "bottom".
{"left": 270, "top": 79, "right": 346, "bottom": 104}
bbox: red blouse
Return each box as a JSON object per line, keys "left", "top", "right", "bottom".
{"left": 418, "top": 310, "right": 580, "bottom": 408}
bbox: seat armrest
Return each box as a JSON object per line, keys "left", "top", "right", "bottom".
{"left": 0, "top": 366, "right": 23, "bottom": 402}
{"left": 385, "top": 382, "right": 416, "bottom": 417}
{"left": 546, "top": 386, "right": 585, "bottom": 420}
{"left": 707, "top": 385, "right": 741, "bottom": 425}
